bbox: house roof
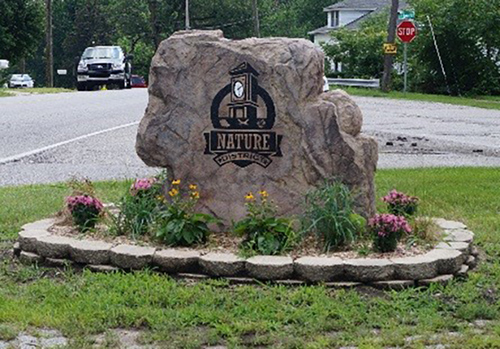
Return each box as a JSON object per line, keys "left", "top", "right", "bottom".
{"left": 308, "top": 0, "right": 407, "bottom": 35}
{"left": 323, "top": 0, "right": 396, "bottom": 11}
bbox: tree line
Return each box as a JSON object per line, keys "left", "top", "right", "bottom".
{"left": 2, "top": 0, "right": 499, "bottom": 95}
{"left": 0, "top": 0, "right": 333, "bottom": 87}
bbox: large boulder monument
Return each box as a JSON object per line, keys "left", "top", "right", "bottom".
{"left": 136, "top": 30, "right": 378, "bottom": 224}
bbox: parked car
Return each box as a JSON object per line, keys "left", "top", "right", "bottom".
{"left": 9, "top": 74, "right": 34, "bottom": 88}
{"left": 76, "top": 46, "right": 132, "bottom": 91}
{"left": 130, "top": 75, "right": 147, "bottom": 88}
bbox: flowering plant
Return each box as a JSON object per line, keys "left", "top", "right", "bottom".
{"left": 112, "top": 171, "right": 167, "bottom": 237}
{"left": 130, "top": 177, "right": 157, "bottom": 196}
{"left": 382, "top": 190, "right": 419, "bottom": 216}
{"left": 66, "top": 195, "right": 103, "bottom": 232}
{"left": 369, "top": 213, "right": 412, "bottom": 252}
{"left": 234, "top": 190, "right": 296, "bottom": 255}
{"left": 154, "top": 180, "right": 217, "bottom": 246}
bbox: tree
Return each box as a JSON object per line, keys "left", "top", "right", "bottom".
{"left": 0, "top": 0, "right": 44, "bottom": 64}
{"left": 323, "top": 14, "right": 390, "bottom": 78}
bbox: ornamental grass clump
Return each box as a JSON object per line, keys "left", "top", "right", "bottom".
{"left": 112, "top": 171, "right": 167, "bottom": 237}
{"left": 66, "top": 195, "right": 103, "bottom": 232}
{"left": 382, "top": 189, "right": 419, "bottom": 216}
{"left": 369, "top": 213, "right": 412, "bottom": 252}
{"left": 303, "top": 181, "right": 366, "bottom": 252}
{"left": 154, "top": 180, "right": 217, "bottom": 246}
{"left": 234, "top": 191, "right": 296, "bottom": 255}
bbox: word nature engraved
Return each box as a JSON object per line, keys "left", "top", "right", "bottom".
{"left": 204, "top": 62, "right": 283, "bottom": 168}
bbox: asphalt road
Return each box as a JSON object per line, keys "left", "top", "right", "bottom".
{"left": 0, "top": 89, "right": 499, "bottom": 186}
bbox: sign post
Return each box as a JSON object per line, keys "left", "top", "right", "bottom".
{"left": 397, "top": 20, "right": 417, "bottom": 93}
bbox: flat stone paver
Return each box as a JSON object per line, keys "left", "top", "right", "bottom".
{"left": 344, "top": 259, "right": 394, "bottom": 282}
{"left": 35, "top": 235, "right": 76, "bottom": 259}
{"left": 246, "top": 256, "right": 294, "bottom": 280}
{"left": 153, "top": 249, "right": 200, "bottom": 273}
{"left": 199, "top": 253, "right": 246, "bottom": 276}
{"left": 391, "top": 255, "right": 439, "bottom": 280}
{"left": 294, "top": 256, "right": 344, "bottom": 282}
{"left": 110, "top": 244, "right": 155, "bottom": 270}
{"left": 69, "top": 240, "right": 113, "bottom": 265}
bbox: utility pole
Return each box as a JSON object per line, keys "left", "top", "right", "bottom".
{"left": 381, "top": 0, "right": 398, "bottom": 92}
{"left": 252, "top": 0, "right": 260, "bottom": 37}
{"left": 45, "top": 0, "right": 54, "bottom": 87}
{"left": 185, "top": 0, "right": 190, "bottom": 30}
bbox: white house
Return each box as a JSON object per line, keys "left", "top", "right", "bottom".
{"left": 308, "top": 0, "right": 407, "bottom": 46}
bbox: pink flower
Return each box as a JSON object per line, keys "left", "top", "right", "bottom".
{"left": 130, "top": 177, "right": 157, "bottom": 195}
{"left": 66, "top": 195, "right": 103, "bottom": 212}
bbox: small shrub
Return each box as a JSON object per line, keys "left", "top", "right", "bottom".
{"left": 382, "top": 190, "right": 419, "bottom": 216}
{"left": 154, "top": 181, "right": 217, "bottom": 246}
{"left": 234, "top": 191, "right": 296, "bottom": 255}
{"left": 112, "top": 171, "right": 167, "bottom": 237}
{"left": 66, "top": 195, "right": 103, "bottom": 232}
{"left": 303, "top": 181, "right": 365, "bottom": 252}
{"left": 369, "top": 214, "right": 411, "bottom": 252}
{"left": 407, "top": 216, "right": 441, "bottom": 246}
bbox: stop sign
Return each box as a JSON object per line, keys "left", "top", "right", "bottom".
{"left": 397, "top": 20, "right": 417, "bottom": 43}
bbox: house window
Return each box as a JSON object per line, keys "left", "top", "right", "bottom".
{"left": 330, "top": 11, "right": 339, "bottom": 27}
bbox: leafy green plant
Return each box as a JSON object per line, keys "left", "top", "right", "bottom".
{"left": 111, "top": 171, "right": 167, "bottom": 237}
{"left": 303, "top": 181, "right": 365, "bottom": 252}
{"left": 234, "top": 191, "right": 296, "bottom": 256}
{"left": 406, "top": 216, "right": 441, "bottom": 247}
{"left": 154, "top": 181, "right": 217, "bottom": 246}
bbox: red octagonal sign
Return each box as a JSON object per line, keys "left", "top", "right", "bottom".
{"left": 397, "top": 20, "right": 417, "bottom": 43}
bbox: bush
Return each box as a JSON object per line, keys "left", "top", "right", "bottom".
{"left": 112, "top": 172, "right": 167, "bottom": 237}
{"left": 234, "top": 191, "right": 296, "bottom": 256}
{"left": 154, "top": 181, "right": 217, "bottom": 246}
{"left": 382, "top": 190, "right": 419, "bottom": 216}
{"left": 303, "top": 181, "right": 365, "bottom": 252}
{"left": 66, "top": 195, "right": 103, "bottom": 232}
{"left": 369, "top": 214, "right": 411, "bottom": 253}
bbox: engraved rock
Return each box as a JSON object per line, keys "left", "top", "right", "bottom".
{"left": 136, "top": 30, "right": 378, "bottom": 224}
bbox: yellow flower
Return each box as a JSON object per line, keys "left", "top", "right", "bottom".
{"left": 245, "top": 192, "right": 255, "bottom": 201}
{"left": 190, "top": 191, "right": 200, "bottom": 199}
{"left": 172, "top": 179, "right": 181, "bottom": 185}
{"left": 189, "top": 184, "right": 197, "bottom": 190}
{"left": 156, "top": 195, "right": 164, "bottom": 201}
{"left": 168, "top": 188, "right": 179, "bottom": 197}
{"left": 258, "top": 190, "right": 268, "bottom": 198}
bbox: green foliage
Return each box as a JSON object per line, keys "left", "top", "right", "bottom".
{"left": 0, "top": 0, "right": 44, "bottom": 65}
{"left": 323, "top": 13, "right": 388, "bottom": 78}
{"left": 111, "top": 172, "right": 167, "bottom": 238}
{"left": 324, "top": 0, "right": 500, "bottom": 95}
{"left": 234, "top": 191, "right": 297, "bottom": 255}
{"left": 303, "top": 181, "right": 365, "bottom": 251}
{"left": 154, "top": 183, "right": 217, "bottom": 246}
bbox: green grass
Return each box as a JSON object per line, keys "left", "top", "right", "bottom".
{"left": 335, "top": 86, "right": 500, "bottom": 111}
{"left": 0, "top": 87, "right": 74, "bottom": 96}
{"left": 1, "top": 168, "right": 500, "bottom": 348}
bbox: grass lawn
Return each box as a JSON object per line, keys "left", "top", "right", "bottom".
{"left": 0, "top": 168, "right": 499, "bottom": 348}
{"left": 334, "top": 86, "right": 500, "bottom": 111}
{"left": 0, "top": 87, "right": 73, "bottom": 97}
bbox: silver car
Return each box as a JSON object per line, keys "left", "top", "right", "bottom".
{"left": 9, "top": 74, "right": 34, "bottom": 88}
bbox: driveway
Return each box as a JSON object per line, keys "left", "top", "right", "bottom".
{"left": 0, "top": 89, "right": 498, "bottom": 186}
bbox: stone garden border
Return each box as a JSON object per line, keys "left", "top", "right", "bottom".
{"left": 15, "top": 218, "right": 478, "bottom": 289}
